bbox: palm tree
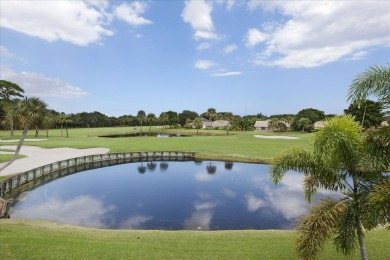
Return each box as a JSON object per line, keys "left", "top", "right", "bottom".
{"left": 269, "top": 115, "right": 389, "bottom": 260}
{"left": 193, "top": 117, "right": 203, "bottom": 136}
{"left": 137, "top": 110, "right": 146, "bottom": 135}
{"left": 147, "top": 113, "right": 156, "bottom": 135}
{"left": 159, "top": 112, "right": 168, "bottom": 128}
{"left": 224, "top": 112, "right": 234, "bottom": 136}
{"left": 57, "top": 113, "right": 72, "bottom": 138}
{"left": 0, "top": 97, "right": 47, "bottom": 172}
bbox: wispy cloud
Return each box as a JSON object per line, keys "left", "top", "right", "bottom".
{"left": 1, "top": 65, "right": 89, "bottom": 99}
{"left": 223, "top": 44, "right": 238, "bottom": 54}
{"left": 195, "top": 60, "right": 216, "bottom": 70}
{"left": 212, "top": 71, "right": 242, "bottom": 77}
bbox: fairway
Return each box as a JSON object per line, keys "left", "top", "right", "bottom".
{"left": 0, "top": 127, "right": 313, "bottom": 164}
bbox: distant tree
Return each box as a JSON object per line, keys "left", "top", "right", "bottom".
{"left": 193, "top": 117, "right": 203, "bottom": 136}
{"left": 205, "top": 108, "right": 217, "bottom": 122}
{"left": 165, "top": 110, "right": 179, "bottom": 128}
{"left": 296, "top": 117, "right": 313, "bottom": 132}
{"left": 344, "top": 100, "right": 384, "bottom": 128}
{"left": 137, "top": 110, "right": 146, "bottom": 134}
{"left": 0, "top": 80, "right": 25, "bottom": 135}
{"left": 159, "top": 112, "right": 169, "bottom": 128}
{"left": 0, "top": 97, "right": 47, "bottom": 171}
{"left": 57, "top": 113, "right": 72, "bottom": 138}
{"left": 178, "top": 110, "right": 198, "bottom": 126}
{"left": 224, "top": 112, "right": 234, "bottom": 135}
{"left": 293, "top": 108, "right": 325, "bottom": 131}
{"left": 41, "top": 113, "right": 56, "bottom": 137}
{"left": 147, "top": 113, "right": 156, "bottom": 135}
{"left": 0, "top": 80, "right": 24, "bottom": 101}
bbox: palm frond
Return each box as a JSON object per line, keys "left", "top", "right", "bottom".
{"left": 269, "top": 146, "right": 313, "bottom": 184}
{"left": 296, "top": 198, "right": 348, "bottom": 260}
{"left": 333, "top": 200, "right": 358, "bottom": 255}
{"left": 347, "top": 65, "right": 390, "bottom": 107}
{"left": 314, "top": 115, "right": 363, "bottom": 170}
{"left": 361, "top": 178, "right": 390, "bottom": 230}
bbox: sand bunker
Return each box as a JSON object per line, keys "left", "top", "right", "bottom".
{"left": 0, "top": 146, "right": 109, "bottom": 176}
{"left": 254, "top": 135, "right": 299, "bottom": 140}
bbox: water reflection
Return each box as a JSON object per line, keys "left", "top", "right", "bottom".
{"left": 10, "top": 161, "right": 340, "bottom": 230}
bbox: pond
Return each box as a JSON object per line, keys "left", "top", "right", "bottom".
{"left": 98, "top": 133, "right": 186, "bottom": 138}
{"left": 10, "top": 161, "right": 339, "bottom": 230}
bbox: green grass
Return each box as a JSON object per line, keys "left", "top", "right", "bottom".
{"left": 1, "top": 127, "right": 388, "bottom": 259}
{"left": 0, "top": 219, "right": 389, "bottom": 260}
{"left": 0, "top": 127, "right": 313, "bottom": 163}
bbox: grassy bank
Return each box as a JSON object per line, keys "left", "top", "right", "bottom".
{"left": 1, "top": 219, "right": 389, "bottom": 260}
{"left": 0, "top": 127, "right": 313, "bottom": 163}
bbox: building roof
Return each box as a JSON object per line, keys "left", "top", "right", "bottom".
{"left": 254, "top": 120, "right": 270, "bottom": 128}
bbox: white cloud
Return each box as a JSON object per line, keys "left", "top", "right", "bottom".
{"left": 182, "top": 0, "right": 213, "bottom": 31}
{"left": 195, "top": 201, "right": 217, "bottom": 211}
{"left": 245, "top": 28, "right": 268, "bottom": 48}
{"left": 212, "top": 71, "right": 242, "bottom": 77}
{"left": 182, "top": 0, "right": 218, "bottom": 41}
{"left": 247, "top": 1, "right": 390, "bottom": 68}
{"left": 119, "top": 215, "right": 153, "bottom": 229}
{"left": 194, "top": 60, "right": 216, "bottom": 70}
{"left": 223, "top": 44, "right": 238, "bottom": 54}
{"left": 197, "top": 42, "right": 213, "bottom": 50}
{"left": 223, "top": 188, "right": 236, "bottom": 198}
{"left": 0, "top": 45, "right": 13, "bottom": 58}
{"left": 194, "top": 31, "right": 219, "bottom": 41}
{"left": 11, "top": 195, "right": 115, "bottom": 228}
{"left": 246, "top": 194, "right": 267, "bottom": 212}
{"left": 114, "top": 1, "right": 153, "bottom": 26}
{"left": 0, "top": 0, "right": 113, "bottom": 46}
{"left": 1, "top": 65, "right": 89, "bottom": 99}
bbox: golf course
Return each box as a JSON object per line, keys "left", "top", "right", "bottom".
{"left": 1, "top": 127, "right": 389, "bottom": 259}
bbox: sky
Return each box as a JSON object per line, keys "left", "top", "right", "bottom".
{"left": 0, "top": 0, "right": 389, "bottom": 117}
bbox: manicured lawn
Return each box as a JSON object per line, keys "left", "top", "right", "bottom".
{"left": 0, "top": 127, "right": 313, "bottom": 163}
{"left": 1, "top": 219, "right": 389, "bottom": 260}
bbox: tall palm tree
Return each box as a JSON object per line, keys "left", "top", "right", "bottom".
{"left": 193, "top": 117, "right": 203, "bottom": 136}
{"left": 137, "top": 110, "right": 146, "bottom": 135}
{"left": 0, "top": 97, "right": 47, "bottom": 172}
{"left": 147, "top": 113, "right": 156, "bottom": 135}
{"left": 269, "top": 115, "right": 389, "bottom": 260}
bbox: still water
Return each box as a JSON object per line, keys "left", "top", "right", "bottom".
{"left": 10, "top": 161, "right": 338, "bottom": 230}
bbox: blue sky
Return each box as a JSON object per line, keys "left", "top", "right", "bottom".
{"left": 1, "top": 0, "right": 389, "bottom": 117}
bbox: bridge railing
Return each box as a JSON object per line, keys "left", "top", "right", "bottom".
{"left": 0, "top": 151, "right": 195, "bottom": 198}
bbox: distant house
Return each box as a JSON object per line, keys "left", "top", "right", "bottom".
{"left": 254, "top": 120, "right": 290, "bottom": 131}
{"left": 203, "top": 120, "right": 230, "bottom": 129}
{"left": 314, "top": 121, "right": 326, "bottom": 129}
{"left": 254, "top": 120, "right": 271, "bottom": 131}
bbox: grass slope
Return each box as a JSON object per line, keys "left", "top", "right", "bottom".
{"left": 1, "top": 219, "right": 389, "bottom": 260}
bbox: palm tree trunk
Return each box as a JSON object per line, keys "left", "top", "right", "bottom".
{"left": 65, "top": 123, "right": 68, "bottom": 138}
{"left": 357, "top": 218, "right": 368, "bottom": 260}
{"left": 0, "top": 127, "right": 28, "bottom": 172}
{"left": 10, "top": 120, "right": 14, "bottom": 136}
